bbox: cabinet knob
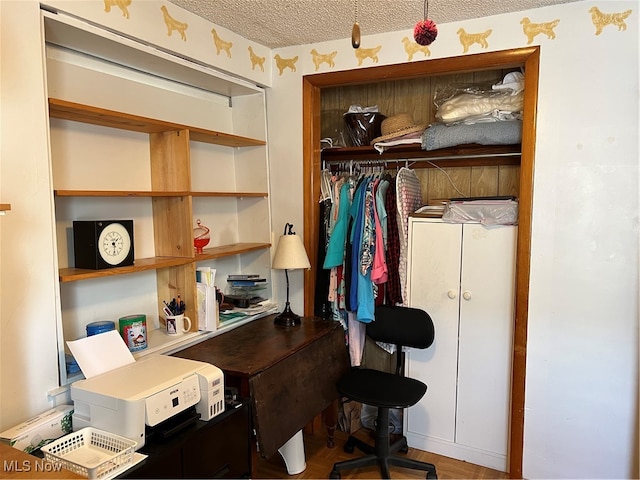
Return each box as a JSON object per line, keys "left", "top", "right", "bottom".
{"left": 463, "top": 291, "right": 472, "bottom": 301}
{"left": 447, "top": 289, "right": 457, "bottom": 299}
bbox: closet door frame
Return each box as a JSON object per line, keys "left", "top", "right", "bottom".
{"left": 302, "top": 46, "right": 539, "bottom": 478}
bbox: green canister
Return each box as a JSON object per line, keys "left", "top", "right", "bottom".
{"left": 118, "top": 314, "right": 147, "bottom": 352}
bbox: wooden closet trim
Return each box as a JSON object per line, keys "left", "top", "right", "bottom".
{"left": 302, "top": 46, "right": 539, "bottom": 479}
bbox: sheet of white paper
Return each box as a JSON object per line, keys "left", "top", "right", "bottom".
{"left": 67, "top": 330, "right": 135, "bottom": 378}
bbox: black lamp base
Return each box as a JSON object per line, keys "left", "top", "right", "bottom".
{"left": 274, "top": 302, "right": 301, "bottom": 327}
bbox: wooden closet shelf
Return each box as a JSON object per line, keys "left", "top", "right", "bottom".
{"left": 48, "top": 98, "right": 265, "bottom": 148}
{"left": 321, "top": 143, "right": 521, "bottom": 165}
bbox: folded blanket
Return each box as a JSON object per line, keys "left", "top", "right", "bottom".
{"left": 422, "top": 120, "right": 522, "bottom": 151}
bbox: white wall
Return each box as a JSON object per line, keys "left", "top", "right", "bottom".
{"left": 0, "top": 0, "right": 61, "bottom": 428}
{"left": 0, "top": 0, "right": 637, "bottom": 478}
{"left": 267, "top": 1, "right": 638, "bottom": 478}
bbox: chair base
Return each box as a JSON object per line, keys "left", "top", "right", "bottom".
{"left": 330, "top": 408, "right": 437, "bottom": 479}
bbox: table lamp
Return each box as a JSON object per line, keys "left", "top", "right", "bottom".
{"left": 272, "top": 223, "right": 311, "bottom": 326}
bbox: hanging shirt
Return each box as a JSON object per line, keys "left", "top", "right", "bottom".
{"left": 348, "top": 179, "right": 368, "bottom": 311}
{"left": 384, "top": 178, "right": 403, "bottom": 305}
{"left": 396, "top": 167, "right": 423, "bottom": 306}
{"left": 356, "top": 178, "right": 376, "bottom": 322}
{"left": 371, "top": 179, "right": 388, "bottom": 285}
{"left": 323, "top": 181, "right": 352, "bottom": 269}
{"left": 376, "top": 178, "right": 390, "bottom": 249}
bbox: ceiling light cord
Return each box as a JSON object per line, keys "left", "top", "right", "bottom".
{"left": 351, "top": 0, "right": 361, "bottom": 48}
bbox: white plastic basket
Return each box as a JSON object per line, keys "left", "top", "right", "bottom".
{"left": 41, "top": 427, "right": 136, "bottom": 479}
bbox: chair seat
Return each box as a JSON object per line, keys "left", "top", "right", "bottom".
{"left": 337, "top": 368, "right": 427, "bottom": 409}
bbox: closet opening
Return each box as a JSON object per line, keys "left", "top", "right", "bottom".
{"left": 302, "top": 46, "right": 539, "bottom": 478}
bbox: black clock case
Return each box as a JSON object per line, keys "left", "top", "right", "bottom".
{"left": 73, "top": 220, "right": 134, "bottom": 270}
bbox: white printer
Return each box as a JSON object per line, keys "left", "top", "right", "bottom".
{"left": 70, "top": 354, "right": 224, "bottom": 450}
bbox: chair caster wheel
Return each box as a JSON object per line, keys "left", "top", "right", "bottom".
{"left": 426, "top": 470, "right": 438, "bottom": 479}
{"left": 343, "top": 441, "right": 355, "bottom": 454}
{"left": 330, "top": 469, "right": 341, "bottom": 479}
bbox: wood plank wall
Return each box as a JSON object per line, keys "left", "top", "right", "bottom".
{"left": 320, "top": 68, "right": 521, "bottom": 204}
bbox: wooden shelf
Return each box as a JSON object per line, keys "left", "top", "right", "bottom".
{"left": 191, "top": 192, "right": 268, "bottom": 198}
{"left": 59, "top": 256, "right": 193, "bottom": 282}
{"left": 48, "top": 98, "right": 266, "bottom": 148}
{"left": 321, "top": 143, "right": 521, "bottom": 167}
{"left": 0, "top": 204, "right": 10, "bottom": 212}
{"left": 55, "top": 190, "right": 190, "bottom": 197}
{"left": 54, "top": 190, "right": 267, "bottom": 198}
{"left": 195, "top": 242, "right": 271, "bottom": 261}
{"left": 60, "top": 243, "right": 272, "bottom": 282}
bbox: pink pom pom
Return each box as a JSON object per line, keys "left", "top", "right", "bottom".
{"left": 414, "top": 19, "right": 438, "bottom": 46}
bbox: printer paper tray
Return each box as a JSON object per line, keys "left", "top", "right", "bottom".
{"left": 146, "top": 406, "right": 201, "bottom": 442}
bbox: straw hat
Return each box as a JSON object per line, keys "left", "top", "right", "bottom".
{"left": 370, "top": 113, "right": 427, "bottom": 144}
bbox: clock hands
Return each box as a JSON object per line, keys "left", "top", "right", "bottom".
{"left": 103, "top": 232, "right": 124, "bottom": 256}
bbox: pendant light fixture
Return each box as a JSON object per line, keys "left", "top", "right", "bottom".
{"left": 414, "top": 0, "right": 438, "bottom": 46}
{"left": 351, "top": 0, "right": 360, "bottom": 49}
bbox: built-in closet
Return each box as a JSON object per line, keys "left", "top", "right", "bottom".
{"left": 302, "top": 47, "right": 539, "bottom": 477}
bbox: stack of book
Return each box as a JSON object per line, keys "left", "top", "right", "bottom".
{"left": 227, "top": 274, "right": 267, "bottom": 287}
{"left": 227, "top": 274, "right": 268, "bottom": 299}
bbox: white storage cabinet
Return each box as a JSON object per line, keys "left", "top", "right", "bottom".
{"left": 405, "top": 217, "right": 516, "bottom": 472}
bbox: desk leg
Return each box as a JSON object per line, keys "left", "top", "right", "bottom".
{"left": 322, "top": 399, "right": 339, "bottom": 448}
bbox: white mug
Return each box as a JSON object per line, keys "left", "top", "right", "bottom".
{"left": 165, "top": 314, "right": 192, "bottom": 336}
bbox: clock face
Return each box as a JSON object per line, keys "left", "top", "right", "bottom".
{"left": 97, "top": 222, "right": 132, "bottom": 266}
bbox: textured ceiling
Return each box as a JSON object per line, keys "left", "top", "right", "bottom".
{"left": 168, "top": 0, "right": 582, "bottom": 49}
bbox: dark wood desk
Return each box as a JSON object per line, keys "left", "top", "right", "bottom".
{"left": 174, "top": 315, "right": 349, "bottom": 463}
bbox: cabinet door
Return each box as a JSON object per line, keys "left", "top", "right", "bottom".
{"left": 406, "top": 220, "right": 462, "bottom": 443}
{"left": 183, "top": 403, "right": 251, "bottom": 478}
{"left": 456, "top": 223, "right": 516, "bottom": 456}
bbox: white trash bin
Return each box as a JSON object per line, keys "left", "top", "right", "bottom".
{"left": 278, "top": 429, "right": 306, "bottom": 475}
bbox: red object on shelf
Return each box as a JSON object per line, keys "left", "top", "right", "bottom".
{"left": 193, "top": 219, "right": 210, "bottom": 253}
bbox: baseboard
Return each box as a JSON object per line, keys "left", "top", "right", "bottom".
{"left": 406, "top": 431, "right": 507, "bottom": 472}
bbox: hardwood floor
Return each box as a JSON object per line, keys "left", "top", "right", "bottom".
{"left": 255, "top": 428, "right": 510, "bottom": 479}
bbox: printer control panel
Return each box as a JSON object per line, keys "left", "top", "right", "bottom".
{"left": 145, "top": 374, "right": 200, "bottom": 427}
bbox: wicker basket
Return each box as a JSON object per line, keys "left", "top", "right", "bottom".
{"left": 41, "top": 428, "right": 136, "bottom": 479}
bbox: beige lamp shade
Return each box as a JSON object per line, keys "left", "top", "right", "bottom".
{"left": 272, "top": 234, "right": 311, "bottom": 270}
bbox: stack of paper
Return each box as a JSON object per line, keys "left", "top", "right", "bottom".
{"left": 196, "top": 267, "right": 218, "bottom": 332}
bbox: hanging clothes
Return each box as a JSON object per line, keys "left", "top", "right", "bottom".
{"left": 319, "top": 165, "right": 422, "bottom": 366}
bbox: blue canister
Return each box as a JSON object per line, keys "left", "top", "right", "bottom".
{"left": 86, "top": 321, "right": 116, "bottom": 337}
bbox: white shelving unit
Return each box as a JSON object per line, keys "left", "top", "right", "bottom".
{"left": 43, "top": 12, "right": 273, "bottom": 386}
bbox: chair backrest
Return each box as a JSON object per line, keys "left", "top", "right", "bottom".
{"left": 367, "top": 305, "right": 435, "bottom": 351}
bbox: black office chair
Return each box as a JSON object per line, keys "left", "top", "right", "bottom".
{"left": 330, "top": 305, "right": 437, "bottom": 479}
